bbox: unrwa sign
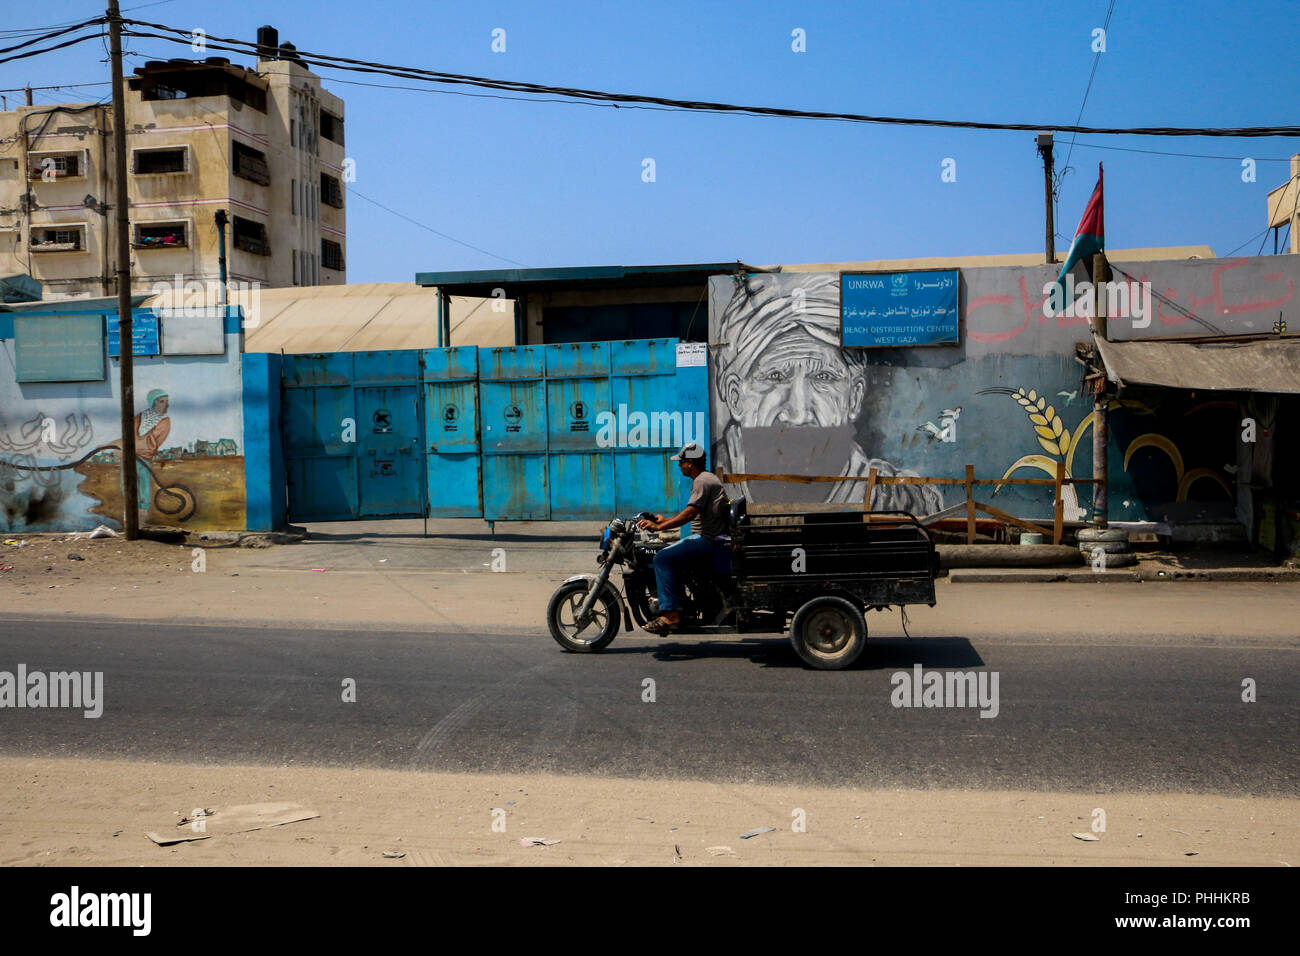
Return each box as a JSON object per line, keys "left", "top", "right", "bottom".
{"left": 840, "top": 270, "right": 960, "bottom": 347}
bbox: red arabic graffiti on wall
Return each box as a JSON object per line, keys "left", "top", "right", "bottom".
{"left": 965, "top": 259, "right": 1297, "bottom": 343}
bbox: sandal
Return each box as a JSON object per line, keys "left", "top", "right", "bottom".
{"left": 641, "top": 616, "right": 676, "bottom": 635}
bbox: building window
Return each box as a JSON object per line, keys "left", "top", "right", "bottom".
{"left": 132, "top": 147, "right": 187, "bottom": 174}
{"left": 231, "top": 215, "right": 269, "bottom": 255}
{"left": 231, "top": 141, "right": 270, "bottom": 185}
{"left": 291, "top": 178, "right": 297, "bottom": 215}
{"left": 290, "top": 118, "right": 296, "bottom": 147}
{"left": 321, "top": 173, "right": 344, "bottom": 209}
{"left": 28, "top": 151, "right": 84, "bottom": 180}
{"left": 321, "top": 238, "right": 344, "bottom": 271}
{"left": 31, "top": 225, "right": 86, "bottom": 251}
{"left": 132, "top": 221, "right": 187, "bottom": 248}
{"left": 292, "top": 250, "right": 298, "bottom": 285}
{"left": 320, "top": 110, "right": 344, "bottom": 145}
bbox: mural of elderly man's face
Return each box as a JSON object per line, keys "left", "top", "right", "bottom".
{"left": 152, "top": 395, "right": 169, "bottom": 414}
{"left": 726, "top": 328, "right": 866, "bottom": 428}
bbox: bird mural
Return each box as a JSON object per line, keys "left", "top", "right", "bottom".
{"left": 1057, "top": 390, "right": 1079, "bottom": 407}
{"left": 916, "top": 406, "right": 960, "bottom": 442}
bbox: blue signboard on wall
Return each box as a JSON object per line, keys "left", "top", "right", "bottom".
{"left": 841, "top": 270, "right": 959, "bottom": 347}
{"left": 108, "top": 311, "right": 160, "bottom": 357}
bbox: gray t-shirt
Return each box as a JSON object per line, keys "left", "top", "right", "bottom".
{"left": 688, "top": 470, "right": 729, "bottom": 540}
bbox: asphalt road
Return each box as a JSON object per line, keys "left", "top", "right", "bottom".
{"left": 1, "top": 608, "right": 1296, "bottom": 796}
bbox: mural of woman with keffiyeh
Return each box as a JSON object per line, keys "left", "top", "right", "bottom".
{"left": 712, "top": 272, "right": 943, "bottom": 515}
{"left": 130, "top": 389, "right": 171, "bottom": 518}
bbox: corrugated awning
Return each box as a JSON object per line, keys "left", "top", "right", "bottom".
{"left": 139, "top": 283, "right": 514, "bottom": 353}
{"left": 1096, "top": 334, "right": 1300, "bottom": 394}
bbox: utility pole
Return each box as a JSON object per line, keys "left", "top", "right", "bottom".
{"left": 1036, "top": 132, "right": 1055, "bottom": 265}
{"left": 1091, "top": 252, "right": 1109, "bottom": 528}
{"left": 108, "top": 0, "right": 139, "bottom": 539}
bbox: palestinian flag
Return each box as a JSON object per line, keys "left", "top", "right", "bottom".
{"left": 1057, "top": 162, "right": 1105, "bottom": 290}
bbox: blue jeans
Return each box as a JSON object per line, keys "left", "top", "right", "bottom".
{"left": 653, "top": 534, "right": 723, "bottom": 613}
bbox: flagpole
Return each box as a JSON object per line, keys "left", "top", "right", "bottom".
{"left": 1092, "top": 250, "right": 1109, "bottom": 529}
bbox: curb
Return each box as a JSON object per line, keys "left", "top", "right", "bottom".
{"left": 949, "top": 567, "right": 1300, "bottom": 584}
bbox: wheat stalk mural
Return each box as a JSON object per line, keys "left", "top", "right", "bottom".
{"left": 979, "top": 386, "right": 1232, "bottom": 517}
{"left": 978, "top": 386, "right": 1098, "bottom": 521}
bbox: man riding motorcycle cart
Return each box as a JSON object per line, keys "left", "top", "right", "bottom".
{"left": 635, "top": 442, "right": 730, "bottom": 635}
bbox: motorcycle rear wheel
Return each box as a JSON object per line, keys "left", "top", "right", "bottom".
{"left": 547, "top": 580, "right": 620, "bottom": 653}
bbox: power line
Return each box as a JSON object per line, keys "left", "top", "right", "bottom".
{"left": 119, "top": 17, "right": 1300, "bottom": 139}
{"left": 1222, "top": 227, "right": 1272, "bottom": 258}
{"left": 348, "top": 188, "right": 529, "bottom": 268}
{"left": 0, "top": 18, "right": 105, "bottom": 57}
{"left": 1062, "top": 1, "right": 1118, "bottom": 178}
{"left": 0, "top": 81, "right": 110, "bottom": 93}
{"left": 1068, "top": 140, "right": 1295, "bottom": 162}
{"left": 0, "top": 29, "right": 105, "bottom": 67}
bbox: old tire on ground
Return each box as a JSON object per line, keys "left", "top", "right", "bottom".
{"left": 547, "top": 580, "right": 619, "bottom": 653}
{"left": 789, "top": 596, "right": 868, "bottom": 670}
{"left": 1077, "top": 539, "right": 1132, "bottom": 554}
{"left": 1084, "top": 549, "right": 1138, "bottom": 568}
{"left": 1077, "top": 527, "right": 1130, "bottom": 543}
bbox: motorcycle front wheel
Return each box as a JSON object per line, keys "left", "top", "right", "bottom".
{"left": 547, "top": 580, "right": 620, "bottom": 652}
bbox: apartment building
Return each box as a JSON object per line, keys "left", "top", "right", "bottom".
{"left": 0, "top": 25, "right": 346, "bottom": 299}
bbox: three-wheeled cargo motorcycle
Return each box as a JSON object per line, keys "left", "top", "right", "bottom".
{"left": 545, "top": 498, "right": 940, "bottom": 669}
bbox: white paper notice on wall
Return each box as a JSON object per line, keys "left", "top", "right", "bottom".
{"left": 676, "top": 342, "right": 706, "bottom": 367}
{"left": 160, "top": 308, "right": 226, "bottom": 356}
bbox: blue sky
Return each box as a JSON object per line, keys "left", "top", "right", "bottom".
{"left": 4, "top": 0, "right": 1298, "bottom": 282}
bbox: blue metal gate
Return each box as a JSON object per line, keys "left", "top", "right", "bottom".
{"left": 281, "top": 338, "right": 703, "bottom": 523}
{"left": 546, "top": 341, "right": 613, "bottom": 519}
{"left": 424, "top": 346, "right": 482, "bottom": 517}
{"left": 480, "top": 345, "right": 549, "bottom": 520}
{"left": 282, "top": 350, "right": 424, "bottom": 521}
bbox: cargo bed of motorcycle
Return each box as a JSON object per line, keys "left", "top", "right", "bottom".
{"left": 731, "top": 509, "right": 939, "bottom": 612}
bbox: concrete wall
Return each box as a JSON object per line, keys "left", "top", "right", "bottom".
{"left": 0, "top": 307, "right": 246, "bottom": 532}
{"left": 708, "top": 256, "right": 1298, "bottom": 523}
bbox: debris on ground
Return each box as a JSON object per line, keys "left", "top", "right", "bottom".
{"left": 67, "top": 553, "right": 84, "bottom": 561}
{"left": 706, "top": 845, "right": 737, "bottom": 857}
{"left": 518, "top": 837, "right": 561, "bottom": 847}
{"left": 381, "top": 850, "right": 406, "bottom": 859}
{"left": 145, "top": 830, "right": 211, "bottom": 846}
{"left": 145, "top": 802, "right": 319, "bottom": 846}
{"left": 740, "top": 826, "right": 775, "bottom": 839}
{"left": 1071, "top": 832, "right": 1100, "bottom": 842}
{"left": 63, "top": 526, "right": 118, "bottom": 540}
